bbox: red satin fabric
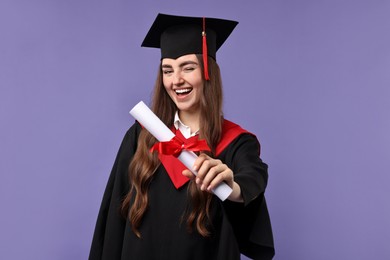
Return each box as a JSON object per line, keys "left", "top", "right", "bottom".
{"left": 152, "top": 120, "right": 250, "bottom": 189}
{"left": 151, "top": 134, "right": 210, "bottom": 158}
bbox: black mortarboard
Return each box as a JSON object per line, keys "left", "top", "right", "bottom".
{"left": 141, "top": 13, "right": 238, "bottom": 80}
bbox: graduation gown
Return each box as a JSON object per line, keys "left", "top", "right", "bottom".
{"left": 89, "top": 121, "right": 275, "bottom": 260}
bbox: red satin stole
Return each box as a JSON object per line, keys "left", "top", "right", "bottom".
{"left": 157, "top": 120, "right": 249, "bottom": 189}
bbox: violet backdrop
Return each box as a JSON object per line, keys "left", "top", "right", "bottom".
{"left": 1, "top": 0, "right": 389, "bottom": 259}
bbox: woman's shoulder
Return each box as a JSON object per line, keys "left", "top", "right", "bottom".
{"left": 124, "top": 120, "right": 142, "bottom": 136}
{"left": 217, "top": 119, "right": 258, "bottom": 155}
{"left": 222, "top": 119, "right": 255, "bottom": 137}
{"left": 115, "top": 121, "right": 142, "bottom": 150}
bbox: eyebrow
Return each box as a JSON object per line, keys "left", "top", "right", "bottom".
{"left": 161, "top": 60, "right": 198, "bottom": 68}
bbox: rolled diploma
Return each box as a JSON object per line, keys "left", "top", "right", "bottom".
{"left": 129, "top": 101, "right": 233, "bottom": 201}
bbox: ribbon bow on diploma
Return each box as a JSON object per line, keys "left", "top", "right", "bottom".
{"left": 151, "top": 135, "right": 211, "bottom": 157}
{"left": 130, "top": 101, "right": 232, "bottom": 201}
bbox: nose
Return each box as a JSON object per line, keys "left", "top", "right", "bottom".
{"left": 172, "top": 71, "right": 184, "bottom": 85}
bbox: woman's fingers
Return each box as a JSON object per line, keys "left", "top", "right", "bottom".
{"left": 192, "top": 153, "right": 234, "bottom": 191}
{"left": 200, "top": 163, "right": 225, "bottom": 190}
{"left": 192, "top": 154, "right": 210, "bottom": 172}
{"left": 207, "top": 168, "right": 233, "bottom": 191}
{"left": 182, "top": 169, "right": 195, "bottom": 179}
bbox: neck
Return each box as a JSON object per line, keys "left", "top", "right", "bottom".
{"left": 178, "top": 110, "right": 201, "bottom": 133}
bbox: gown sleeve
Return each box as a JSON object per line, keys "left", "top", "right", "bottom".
{"left": 89, "top": 122, "right": 141, "bottom": 260}
{"left": 221, "top": 133, "right": 275, "bottom": 260}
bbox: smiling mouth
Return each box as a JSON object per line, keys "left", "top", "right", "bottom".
{"left": 175, "top": 88, "right": 192, "bottom": 96}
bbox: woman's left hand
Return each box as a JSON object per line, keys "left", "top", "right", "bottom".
{"left": 182, "top": 153, "right": 243, "bottom": 202}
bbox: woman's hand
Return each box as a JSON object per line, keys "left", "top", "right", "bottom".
{"left": 182, "top": 153, "right": 243, "bottom": 202}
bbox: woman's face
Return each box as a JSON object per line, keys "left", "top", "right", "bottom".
{"left": 162, "top": 54, "right": 204, "bottom": 115}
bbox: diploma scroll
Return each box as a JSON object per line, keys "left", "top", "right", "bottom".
{"left": 130, "top": 101, "right": 233, "bottom": 201}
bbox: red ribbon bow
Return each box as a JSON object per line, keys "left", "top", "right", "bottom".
{"left": 151, "top": 135, "right": 210, "bottom": 157}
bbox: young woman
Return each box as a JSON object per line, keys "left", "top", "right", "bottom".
{"left": 89, "top": 13, "right": 274, "bottom": 260}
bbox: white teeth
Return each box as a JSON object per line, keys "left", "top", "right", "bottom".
{"left": 175, "top": 88, "right": 192, "bottom": 94}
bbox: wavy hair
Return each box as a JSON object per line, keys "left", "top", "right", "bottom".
{"left": 121, "top": 54, "right": 224, "bottom": 238}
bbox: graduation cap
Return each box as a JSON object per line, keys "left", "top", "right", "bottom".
{"left": 141, "top": 13, "right": 238, "bottom": 80}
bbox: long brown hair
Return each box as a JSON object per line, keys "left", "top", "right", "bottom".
{"left": 121, "top": 54, "right": 224, "bottom": 237}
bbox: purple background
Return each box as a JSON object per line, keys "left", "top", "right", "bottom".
{"left": 1, "top": 1, "right": 389, "bottom": 259}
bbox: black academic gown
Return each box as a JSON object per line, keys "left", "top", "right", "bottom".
{"left": 89, "top": 121, "right": 275, "bottom": 260}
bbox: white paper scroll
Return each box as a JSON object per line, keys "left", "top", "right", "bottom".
{"left": 129, "top": 101, "right": 233, "bottom": 201}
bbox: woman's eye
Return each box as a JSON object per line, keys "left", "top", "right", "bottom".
{"left": 184, "top": 67, "right": 195, "bottom": 72}
{"left": 163, "top": 70, "right": 173, "bottom": 75}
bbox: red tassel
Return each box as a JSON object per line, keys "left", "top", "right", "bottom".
{"left": 202, "top": 17, "right": 210, "bottom": 81}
